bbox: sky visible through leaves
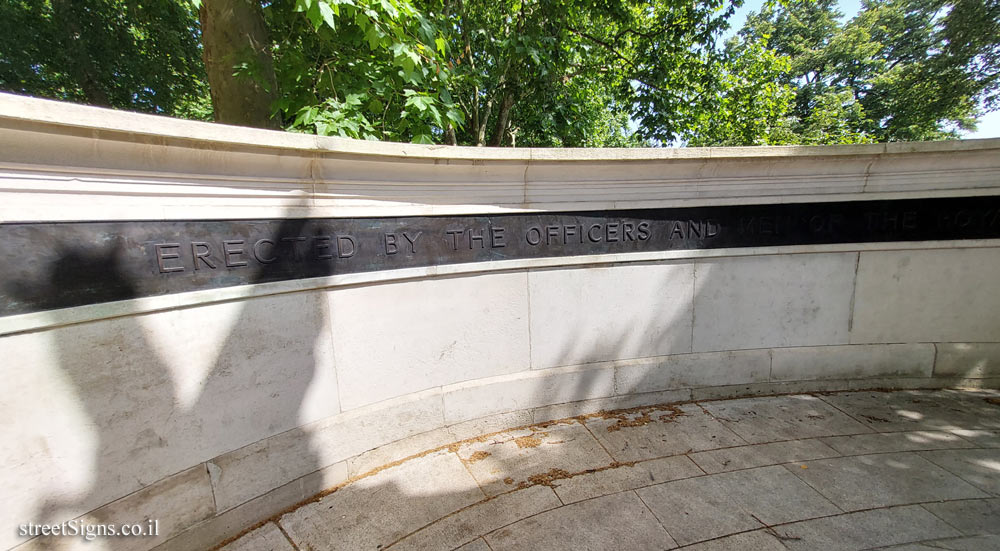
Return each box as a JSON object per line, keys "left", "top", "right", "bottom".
{"left": 728, "top": 0, "right": 998, "bottom": 139}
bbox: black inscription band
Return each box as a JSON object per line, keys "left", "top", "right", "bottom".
{"left": 3, "top": 195, "right": 1000, "bottom": 316}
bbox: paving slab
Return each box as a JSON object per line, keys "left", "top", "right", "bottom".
{"left": 583, "top": 403, "right": 746, "bottom": 462}
{"left": 454, "top": 539, "right": 492, "bottom": 551}
{"left": 388, "top": 485, "right": 561, "bottom": 551}
{"left": 689, "top": 439, "right": 841, "bottom": 474}
{"left": 218, "top": 523, "right": 294, "bottom": 551}
{"left": 878, "top": 535, "right": 1000, "bottom": 550}
{"left": 773, "top": 505, "right": 962, "bottom": 550}
{"left": 278, "top": 450, "right": 485, "bottom": 551}
{"left": 635, "top": 473, "right": 762, "bottom": 545}
{"left": 453, "top": 422, "right": 612, "bottom": 496}
{"left": 636, "top": 465, "right": 838, "bottom": 545}
{"left": 819, "top": 391, "right": 1000, "bottom": 433}
{"left": 701, "top": 394, "right": 872, "bottom": 444}
{"left": 217, "top": 390, "right": 1000, "bottom": 551}
{"left": 920, "top": 449, "right": 1000, "bottom": 494}
{"left": 552, "top": 455, "right": 703, "bottom": 504}
{"left": 484, "top": 491, "right": 677, "bottom": 551}
{"left": 820, "top": 430, "right": 975, "bottom": 455}
{"left": 786, "top": 452, "right": 989, "bottom": 511}
{"left": 681, "top": 530, "right": 789, "bottom": 551}
{"left": 710, "top": 465, "right": 843, "bottom": 525}
{"left": 921, "top": 498, "right": 1000, "bottom": 536}
{"left": 950, "top": 429, "right": 1000, "bottom": 448}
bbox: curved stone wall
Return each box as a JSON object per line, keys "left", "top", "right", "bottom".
{"left": 2, "top": 93, "right": 999, "bottom": 551}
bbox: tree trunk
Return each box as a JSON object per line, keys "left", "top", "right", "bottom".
{"left": 50, "top": 0, "right": 111, "bottom": 107}
{"left": 489, "top": 93, "right": 514, "bottom": 146}
{"left": 199, "top": 0, "right": 280, "bottom": 129}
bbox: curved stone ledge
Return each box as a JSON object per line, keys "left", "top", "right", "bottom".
{"left": 3, "top": 95, "right": 1000, "bottom": 551}
{"left": 2, "top": 94, "right": 1000, "bottom": 223}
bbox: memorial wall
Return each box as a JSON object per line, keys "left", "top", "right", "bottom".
{"left": 1, "top": 93, "right": 999, "bottom": 550}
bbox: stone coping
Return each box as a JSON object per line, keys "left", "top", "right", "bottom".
{"left": 3, "top": 93, "right": 999, "bottom": 161}
{"left": 211, "top": 389, "right": 1000, "bottom": 551}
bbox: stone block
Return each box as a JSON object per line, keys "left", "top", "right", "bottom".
{"left": 615, "top": 350, "right": 771, "bottom": 394}
{"left": 442, "top": 365, "right": 615, "bottom": 424}
{"left": 771, "top": 344, "right": 934, "bottom": 381}
{"left": 852, "top": 248, "right": 1000, "bottom": 343}
{"left": 935, "top": 343, "right": 1000, "bottom": 378}
{"left": 692, "top": 253, "right": 856, "bottom": 352}
{"left": 328, "top": 272, "right": 530, "bottom": 410}
{"left": 527, "top": 263, "right": 693, "bottom": 369}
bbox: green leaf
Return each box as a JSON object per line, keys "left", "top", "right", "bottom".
{"left": 412, "top": 133, "right": 434, "bottom": 144}
{"left": 318, "top": 1, "right": 336, "bottom": 29}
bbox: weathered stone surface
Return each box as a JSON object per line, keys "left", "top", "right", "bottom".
{"left": 218, "top": 523, "right": 294, "bottom": 551}
{"left": 681, "top": 530, "right": 788, "bottom": 551}
{"left": 851, "top": 248, "right": 1000, "bottom": 344}
{"left": 442, "top": 365, "right": 615, "bottom": 424}
{"left": 787, "top": 452, "right": 988, "bottom": 511}
{"left": 820, "top": 430, "right": 973, "bottom": 455}
{"left": 689, "top": 439, "right": 840, "bottom": 474}
{"left": 210, "top": 390, "right": 441, "bottom": 513}
{"left": 635, "top": 474, "right": 763, "bottom": 545}
{"left": 638, "top": 465, "right": 839, "bottom": 545}
{"left": 454, "top": 422, "right": 612, "bottom": 496}
{"left": 278, "top": 450, "right": 484, "bottom": 551}
{"left": 615, "top": 350, "right": 770, "bottom": 394}
{"left": 692, "top": 253, "right": 855, "bottom": 352}
{"left": 390, "top": 485, "right": 561, "bottom": 551}
{"left": 528, "top": 263, "right": 693, "bottom": 369}
{"left": 701, "top": 394, "right": 871, "bottom": 444}
{"left": 552, "top": 456, "right": 703, "bottom": 504}
{"left": 935, "top": 343, "right": 1000, "bottom": 379}
{"left": 820, "top": 391, "right": 1000, "bottom": 433}
{"left": 920, "top": 449, "right": 1000, "bottom": 494}
{"left": 584, "top": 403, "right": 745, "bottom": 462}
{"left": 770, "top": 343, "right": 934, "bottom": 381}
{"left": 484, "top": 492, "right": 677, "bottom": 550}
{"left": 529, "top": 389, "right": 692, "bottom": 424}
{"left": 774, "top": 505, "right": 962, "bottom": 550}
{"left": 921, "top": 499, "right": 1000, "bottom": 536}
{"left": 329, "top": 272, "right": 530, "bottom": 410}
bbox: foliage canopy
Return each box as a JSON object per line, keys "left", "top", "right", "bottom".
{"left": 1, "top": 0, "right": 997, "bottom": 146}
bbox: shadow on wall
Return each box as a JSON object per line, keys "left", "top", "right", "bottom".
{"left": 245, "top": 259, "right": 720, "bottom": 550}
{"left": 12, "top": 210, "right": 330, "bottom": 551}
{"left": 16, "top": 233, "right": 998, "bottom": 550}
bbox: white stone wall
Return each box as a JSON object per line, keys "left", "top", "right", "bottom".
{"left": 1, "top": 94, "right": 999, "bottom": 551}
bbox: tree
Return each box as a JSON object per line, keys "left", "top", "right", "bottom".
{"left": 0, "top": 0, "right": 210, "bottom": 118}
{"left": 721, "top": 0, "right": 1000, "bottom": 144}
{"left": 199, "top": 0, "right": 280, "bottom": 128}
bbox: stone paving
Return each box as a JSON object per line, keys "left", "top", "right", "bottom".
{"left": 221, "top": 390, "right": 1000, "bottom": 551}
